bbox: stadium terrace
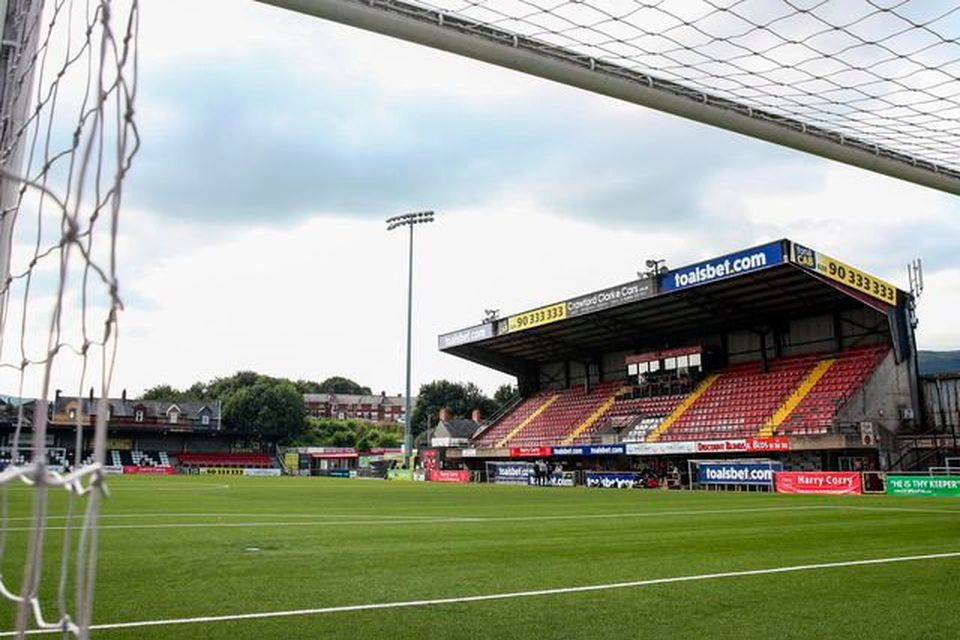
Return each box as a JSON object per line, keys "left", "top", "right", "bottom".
{"left": 435, "top": 239, "right": 937, "bottom": 484}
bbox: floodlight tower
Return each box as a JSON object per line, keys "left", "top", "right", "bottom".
{"left": 386, "top": 210, "right": 435, "bottom": 466}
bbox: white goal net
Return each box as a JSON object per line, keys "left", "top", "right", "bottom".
{"left": 263, "top": 0, "right": 960, "bottom": 193}
{"left": 0, "top": 0, "right": 138, "bottom": 636}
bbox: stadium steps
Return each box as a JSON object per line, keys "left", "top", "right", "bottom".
{"left": 758, "top": 358, "right": 836, "bottom": 437}
{"left": 776, "top": 345, "right": 889, "bottom": 436}
{"left": 560, "top": 394, "right": 618, "bottom": 445}
{"left": 495, "top": 394, "right": 560, "bottom": 447}
{"left": 645, "top": 374, "right": 719, "bottom": 443}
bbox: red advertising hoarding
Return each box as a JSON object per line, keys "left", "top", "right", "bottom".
{"left": 775, "top": 471, "right": 862, "bottom": 495}
{"left": 427, "top": 469, "right": 471, "bottom": 483}
{"left": 509, "top": 447, "right": 552, "bottom": 458}
{"left": 122, "top": 465, "right": 176, "bottom": 475}
{"left": 747, "top": 437, "right": 789, "bottom": 452}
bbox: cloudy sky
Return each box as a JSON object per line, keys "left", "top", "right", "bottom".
{"left": 4, "top": 0, "right": 959, "bottom": 399}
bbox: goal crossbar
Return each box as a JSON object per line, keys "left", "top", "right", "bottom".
{"left": 257, "top": 0, "right": 960, "bottom": 196}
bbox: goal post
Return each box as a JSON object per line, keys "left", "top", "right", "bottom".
{"left": 0, "top": 1, "right": 139, "bottom": 637}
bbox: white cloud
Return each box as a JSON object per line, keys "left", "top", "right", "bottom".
{"left": 915, "top": 268, "right": 960, "bottom": 351}
{"left": 107, "top": 205, "right": 695, "bottom": 396}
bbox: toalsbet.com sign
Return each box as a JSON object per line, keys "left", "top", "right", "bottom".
{"left": 438, "top": 323, "right": 495, "bottom": 349}
{"left": 660, "top": 241, "right": 786, "bottom": 293}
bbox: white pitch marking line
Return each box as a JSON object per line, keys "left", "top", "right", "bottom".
{"left": 0, "top": 512, "right": 451, "bottom": 522}
{"left": 2, "top": 504, "right": 957, "bottom": 532}
{"left": 4, "top": 551, "right": 958, "bottom": 636}
{"left": 0, "top": 505, "right": 847, "bottom": 531}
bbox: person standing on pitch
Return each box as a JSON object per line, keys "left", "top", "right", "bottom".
{"left": 532, "top": 461, "right": 541, "bottom": 487}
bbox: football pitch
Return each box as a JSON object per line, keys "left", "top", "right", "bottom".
{"left": 1, "top": 476, "right": 959, "bottom": 639}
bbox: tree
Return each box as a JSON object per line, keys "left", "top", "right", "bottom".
{"left": 288, "top": 418, "right": 402, "bottom": 449}
{"left": 493, "top": 384, "right": 520, "bottom": 410}
{"left": 410, "top": 380, "right": 498, "bottom": 436}
{"left": 318, "top": 376, "right": 372, "bottom": 395}
{"left": 205, "top": 371, "right": 271, "bottom": 401}
{"left": 222, "top": 380, "right": 306, "bottom": 442}
{"left": 139, "top": 384, "right": 199, "bottom": 402}
{"left": 293, "top": 379, "right": 324, "bottom": 394}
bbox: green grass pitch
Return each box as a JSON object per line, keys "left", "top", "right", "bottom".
{"left": 1, "top": 476, "right": 958, "bottom": 638}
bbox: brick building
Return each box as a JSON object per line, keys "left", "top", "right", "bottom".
{"left": 303, "top": 392, "right": 414, "bottom": 423}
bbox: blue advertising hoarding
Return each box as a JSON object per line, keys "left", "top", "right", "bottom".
{"left": 660, "top": 241, "right": 786, "bottom": 293}
{"left": 551, "top": 445, "right": 625, "bottom": 456}
{"left": 488, "top": 461, "right": 533, "bottom": 485}
{"left": 696, "top": 461, "right": 783, "bottom": 486}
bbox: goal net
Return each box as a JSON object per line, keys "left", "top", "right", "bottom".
{"left": 0, "top": 0, "right": 139, "bottom": 636}
{"left": 262, "top": 0, "right": 960, "bottom": 193}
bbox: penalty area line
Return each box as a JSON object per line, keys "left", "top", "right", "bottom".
{"left": 4, "top": 551, "right": 959, "bottom": 636}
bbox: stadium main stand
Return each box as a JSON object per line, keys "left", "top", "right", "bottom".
{"left": 438, "top": 239, "right": 921, "bottom": 472}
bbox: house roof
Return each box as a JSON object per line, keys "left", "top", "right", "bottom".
{"left": 54, "top": 397, "right": 221, "bottom": 419}
{"left": 437, "top": 418, "right": 479, "bottom": 439}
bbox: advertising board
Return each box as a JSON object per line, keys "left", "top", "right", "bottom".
{"left": 550, "top": 446, "right": 586, "bottom": 456}
{"left": 243, "top": 468, "right": 282, "bottom": 477}
{"left": 387, "top": 469, "right": 413, "bottom": 481}
{"left": 123, "top": 465, "right": 176, "bottom": 475}
{"left": 505, "top": 302, "right": 567, "bottom": 334}
{"left": 746, "top": 437, "right": 790, "bottom": 452}
{"left": 626, "top": 441, "right": 697, "bottom": 456}
{"left": 693, "top": 438, "right": 789, "bottom": 453}
{"left": 438, "top": 322, "right": 495, "bottom": 349}
{"left": 488, "top": 462, "right": 533, "bottom": 485}
{"left": 775, "top": 471, "right": 862, "bottom": 495}
{"left": 660, "top": 241, "right": 785, "bottom": 293}
{"left": 566, "top": 279, "right": 654, "bottom": 318}
{"left": 428, "top": 469, "right": 471, "bottom": 483}
{"left": 551, "top": 445, "right": 625, "bottom": 456}
{"left": 791, "top": 243, "right": 897, "bottom": 305}
{"left": 696, "top": 461, "right": 782, "bottom": 486}
{"left": 627, "top": 441, "right": 694, "bottom": 456}
{"left": 585, "top": 471, "right": 643, "bottom": 489}
{"left": 528, "top": 471, "right": 576, "bottom": 487}
{"left": 885, "top": 475, "right": 960, "bottom": 497}
{"left": 509, "top": 447, "right": 552, "bottom": 458}
{"left": 199, "top": 467, "right": 244, "bottom": 476}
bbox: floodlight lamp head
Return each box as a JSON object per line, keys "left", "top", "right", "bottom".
{"left": 386, "top": 210, "right": 435, "bottom": 230}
